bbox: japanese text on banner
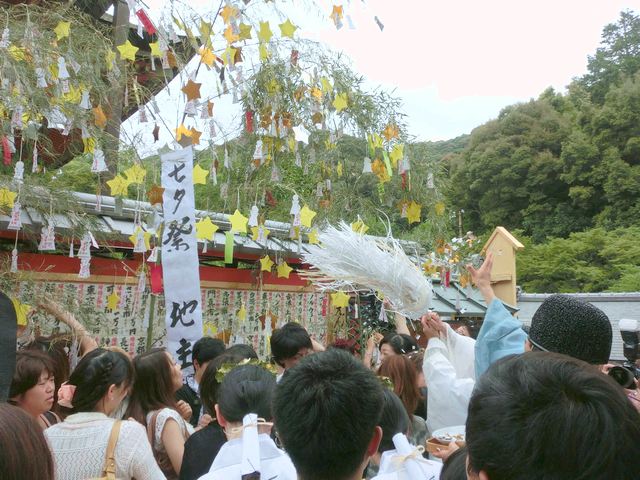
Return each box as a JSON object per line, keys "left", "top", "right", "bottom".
{"left": 160, "top": 146, "right": 203, "bottom": 374}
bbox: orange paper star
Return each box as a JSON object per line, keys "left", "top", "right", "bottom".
{"left": 182, "top": 80, "right": 202, "bottom": 101}
{"left": 93, "top": 105, "right": 107, "bottom": 128}
{"left": 147, "top": 185, "right": 165, "bottom": 205}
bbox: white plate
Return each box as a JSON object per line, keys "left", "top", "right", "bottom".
{"left": 431, "top": 425, "right": 465, "bottom": 443}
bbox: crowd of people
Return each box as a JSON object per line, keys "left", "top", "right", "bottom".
{"left": 3, "top": 253, "right": 640, "bottom": 479}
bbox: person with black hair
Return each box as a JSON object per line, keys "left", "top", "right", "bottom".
{"left": 274, "top": 349, "right": 384, "bottom": 480}
{"left": 0, "top": 403, "right": 55, "bottom": 480}
{"left": 9, "top": 350, "right": 60, "bottom": 428}
{"left": 469, "top": 253, "right": 614, "bottom": 378}
{"left": 270, "top": 322, "right": 313, "bottom": 377}
{"left": 466, "top": 352, "right": 640, "bottom": 480}
{"left": 176, "top": 337, "right": 226, "bottom": 428}
{"left": 127, "top": 348, "right": 194, "bottom": 479}
{"left": 44, "top": 348, "right": 164, "bottom": 479}
{"left": 439, "top": 447, "right": 467, "bottom": 480}
{"left": 199, "top": 363, "right": 296, "bottom": 479}
{"left": 379, "top": 333, "right": 419, "bottom": 362}
{"left": 180, "top": 347, "right": 259, "bottom": 480}
{"left": 368, "top": 390, "right": 441, "bottom": 480}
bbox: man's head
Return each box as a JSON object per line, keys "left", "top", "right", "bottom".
{"left": 270, "top": 322, "right": 313, "bottom": 369}
{"left": 528, "top": 294, "right": 612, "bottom": 364}
{"left": 466, "top": 352, "right": 640, "bottom": 480}
{"left": 274, "top": 349, "right": 384, "bottom": 480}
{"left": 191, "top": 337, "right": 225, "bottom": 383}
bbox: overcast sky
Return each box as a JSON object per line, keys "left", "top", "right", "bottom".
{"left": 125, "top": 0, "right": 640, "bottom": 151}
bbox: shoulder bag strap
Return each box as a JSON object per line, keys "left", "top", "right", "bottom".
{"left": 102, "top": 420, "right": 122, "bottom": 480}
{"left": 146, "top": 411, "right": 160, "bottom": 449}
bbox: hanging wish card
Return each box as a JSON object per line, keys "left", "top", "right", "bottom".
{"left": 38, "top": 225, "right": 56, "bottom": 251}
{"left": 7, "top": 202, "right": 21, "bottom": 230}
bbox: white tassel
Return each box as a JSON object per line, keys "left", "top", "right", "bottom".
{"left": 302, "top": 222, "right": 432, "bottom": 317}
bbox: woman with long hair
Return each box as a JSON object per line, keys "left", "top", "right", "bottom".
{"left": 45, "top": 348, "right": 164, "bottom": 479}
{"left": 0, "top": 403, "right": 54, "bottom": 480}
{"left": 126, "top": 348, "right": 194, "bottom": 479}
{"left": 9, "top": 350, "right": 59, "bottom": 428}
{"left": 378, "top": 354, "right": 428, "bottom": 446}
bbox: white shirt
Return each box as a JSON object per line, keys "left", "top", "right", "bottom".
{"left": 373, "top": 449, "right": 442, "bottom": 480}
{"left": 45, "top": 412, "right": 165, "bottom": 480}
{"left": 423, "top": 329, "right": 476, "bottom": 433}
{"left": 198, "top": 434, "right": 297, "bottom": 480}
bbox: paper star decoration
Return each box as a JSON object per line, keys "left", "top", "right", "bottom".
{"left": 251, "top": 225, "right": 270, "bottom": 241}
{"left": 149, "top": 41, "right": 162, "bottom": 57}
{"left": 129, "top": 226, "right": 151, "bottom": 250}
{"left": 147, "top": 185, "right": 165, "bottom": 205}
{"left": 258, "top": 21, "right": 273, "bottom": 43}
{"left": 107, "top": 175, "right": 131, "bottom": 196}
{"left": 222, "top": 45, "right": 237, "bottom": 65}
{"left": 189, "top": 128, "right": 202, "bottom": 145}
{"left": 406, "top": 201, "right": 421, "bottom": 224}
{"left": 239, "top": 23, "right": 252, "bottom": 40}
{"left": 11, "top": 298, "right": 32, "bottom": 326}
{"left": 277, "top": 261, "right": 293, "bottom": 279}
{"left": 259, "top": 255, "right": 274, "bottom": 272}
{"left": 182, "top": 80, "right": 202, "bottom": 101}
{"left": 307, "top": 229, "right": 320, "bottom": 244}
{"left": 333, "top": 92, "right": 348, "bottom": 112}
{"left": 199, "top": 47, "right": 217, "bottom": 66}
{"left": 299, "top": 205, "right": 317, "bottom": 228}
{"left": 292, "top": 125, "right": 310, "bottom": 144}
{"left": 54, "top": 21, "right": 71, "bottom": 40}
{"left": 0, "top": 188, "right": 17, "bottom": 208}
{"left": 331, "top": 290, "right": 350, "bottom": 308}
{"left": 195, "top": 216, "right": 219, "bottom": 240}
{"left": 175, "top": 124, "right": 191, "bottom": 141}
{"left": 107, "top": 291, "right": 120, "bottom": 311}
{"left": 192, "top": 164, "right": 209, "bottom": 184}
{"left": 224, "top": 25, "right": 239, "bottom": 44}
{"left": 117, "top": 40, "right": 139, "bottom": 61}
{"left": 351, "top": 219, "right": 369, "bottom": 234}
{"left": 435, "top": 202, "right": 446, "bottom": 216}
{"left": 220, "top": 4, "right": 238, "bottom": 23}
{"left": 124, "top": 164, "right": 147, "bottom": 185}
{"left": 229, "top": 209, "right": 248, "bottom": 233}
{"left": 382, "top": 123, "right": 399, "bottom": 141}
{"left": 93, "top": 105, "right": 107, "bottom": 128}
{"left": 279, "top": 19, "right": 297, "bottom": 38}
{"left": 389, "top": 144, "right": 404, "bottom": 167}
{"left": 237, "top": 304, "right": 247, "bottom": 322}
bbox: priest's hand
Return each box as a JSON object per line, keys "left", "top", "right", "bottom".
{"left": 467, "top": 252, "right": 496, "bottom": 304}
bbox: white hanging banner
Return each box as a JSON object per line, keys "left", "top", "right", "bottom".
{"left": 160, "top": 146, "right": 203, "bottom": 375}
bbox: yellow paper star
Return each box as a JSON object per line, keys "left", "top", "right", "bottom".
{"left": 435, "top": 202, "right": 446, "bottom": 216}
{"left": 107, "top": 291, "right": 120, "bottom": 311}
{"left": 382, "top": 123, "right": 400, "bottom": 141}
{"left": 0, "top": 188, "right": 17, "bottom": 208}
{"left": 369, "top": 133, "right": 384, "bottom": 149}
{"left": 251, "top": 225, "right": 270, "bottom": 241}
{"left": 195, "top": 216, "right": 219, "bottom": 240}
{"left": 222, "top": 45, "right": 237, "bottom": 65}
{"left": 307, "top": 229, "right": 320, "bottom": 245}
{"left": 239, "top": 23, "right": 252, "bottom": 40}
{"left": 93, "top": 105, "right": 107, "bottom": 128}
{"left": 351, "top": 219, "right": 369, "bottom": 234}
{"left": 149, "top": 41, "right": 162, "bottom": 57}
{"left": 259, "top": 255, "right": 274, "bottom": 272}
{"left": 310, "top": 86, "right": 323, "bottom": 101}
{"left": 117, "top": 40, "right": 139, "bottom": 61}
{"left": 277, "top": 261, "right": 293, "bottom": 279}
{"left": 406, "top": 201, "right": 422, "bottom": 224}
{"left": 182, "top": 80, "right": 202, "bottom": 101}
{"left": 199, "top": 20, "right": 214, "bottom": 45}
{"left": 11, "top": 298, "right": 32, "bottom": 326}
{"left": 124, "top": 164, "right": 147, "bottom": 185}
{"left": 175, "top": 124, "right": 191, "bottom": 141}
{"left": 333, "top": 92, "right": 348, "bottom": 112}
{"left": 54, "top": 21, "right": 71, "bottom": 40}
{"left": 331, "top": 291, "right": 350, "bottom": 308}
{"left": 258, "top": 21, "right": 273, "bottom": 43}
{"left": 224, "top": 25, "right": 239, "bottom": 44}
{"left": 128, "top": 226, "right": 151, "bottom": 250}
{"left": 189, "top": 128, "right": 202, "bottom": 145}
{"left": 229, "top": 209, "right": 248, "bottom": 233}
{"left": 279, "top": 19, "right": 297, "bottom": 38}
{"left": 199, "top": 47, "right": 217, "bottom": 66}
{"left": 192, "top": 164, "right": 209, "bottom": 184}
{"left": 389, "top": 144, "right": 404, "bottom": 167}
{"left": 220, "top": 4, "right": 238, "bottom": 23}
{"left": 299, "top": 205, "right": 317, "bottom": 228}
{"left": 237, "top": 304, "right": 247, "bottom": 321}
{"left": 320, "top": 77, "right": 332, "bottom": 93}
{"left": 107, "top": 175, "right": 131, "bottom": 196}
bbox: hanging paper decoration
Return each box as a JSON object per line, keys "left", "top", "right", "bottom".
{"left": 192, "top": 164, "right": 209, "bottom": 184}
{"left": 406, "top": 201, "right": 421, "bottom": 224}
{"left": 195, "top": 217, "right": 219, "bottom": 241}
{"left": 130, "top": 226, "right": 151, "bottom": 253}
{"left": 13, "top": 160, "right": 24, "bottom": 182}
{"left": 362, "top": 157, "right": 372, "bottom": 173}
{"left": 259, "top": 255, "right": 274, "bottom": 272}
{"left": 224, "top": 231, "right": 235, "bottom": 264}
{"left": 7, "top": 202, "right": 21, "bottom": 230}
{"left": 78, "top": 257, "right": 91, "bottom": 279}
{"left": 229, "top": 209, "right": 249, "bottom": 234}
{"left": 351, "top": 217, "right": 369, "bottom": 235}
{"left": 135, "top": 9, "right": 157, "bottom": 34}
{"left": 277, "top": 261, "right": 293, "bottom": 279}
{"left": 331, "top": 290, "right": 350, "bottom": 308}
{"left": 248, "top": 205, "right": 259, "bottom": 227}
{"left": 2, "top": 136, "right": 12, "bottom": 166}
{"left": 245, "top": 110, "right": 254, "bottom": 133}
{"left": 252, "top": 140, "right": 264, "bottom": 164}
{"left": 10, "top": 248, "right": 18, "bottom": 273}
{"left": 38, "top": 225, "right": 56, "bottom": 251}
{"left": 251, "top": 224, "right": 270, "bottom": 242}
{"left": 299, "top": 205, "right": 317, "bottom": 228}
{"left": 148, "top": 246, "right": 159, "bottom": 263}
{"left": 91, "top": 149, "right": 108, "bottom": 173}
